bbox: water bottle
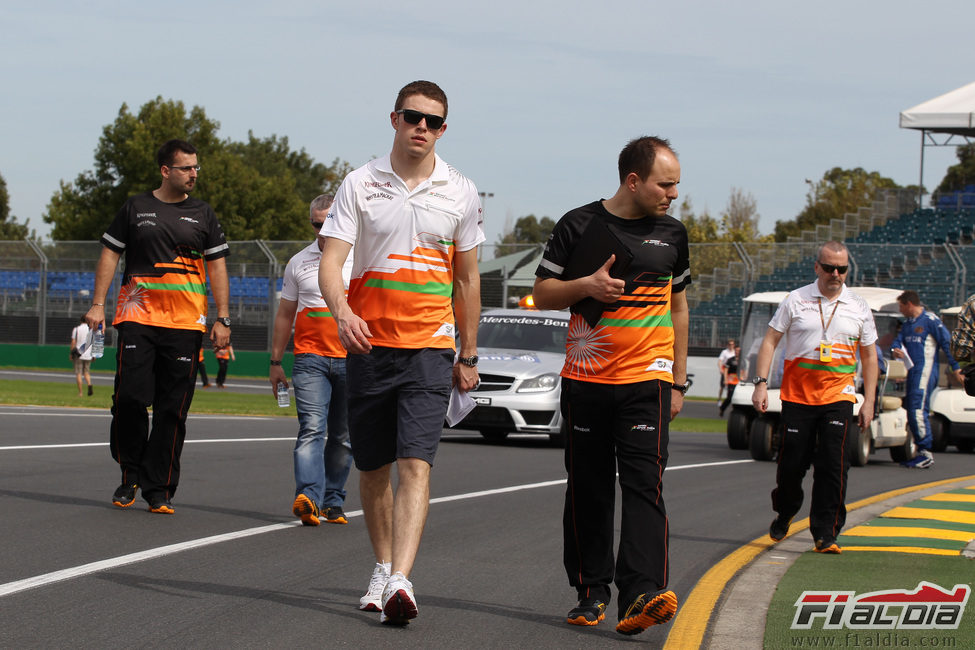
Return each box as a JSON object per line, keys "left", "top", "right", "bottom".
{"left": 90, "top": 325, "right": 105, "bottom": 359}
{"left": 276, "top": 381, "right": 290, "bottom": 408}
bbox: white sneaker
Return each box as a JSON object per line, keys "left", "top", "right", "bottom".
{"left": 380, "top": 571, "right": 418, "bottom": 625}
{"left": 359, "top": 562, "right": 390, "bottom": 612}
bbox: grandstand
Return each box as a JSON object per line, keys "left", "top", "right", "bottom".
{"left": 3, "top": 189, "right": 975, "bottom": 351}
{"left": 686, "top": 189, "right": 975, "bottom": 348}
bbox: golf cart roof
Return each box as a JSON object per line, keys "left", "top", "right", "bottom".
{"left": 742, "top": 287, "right": 903, "bottom": 314}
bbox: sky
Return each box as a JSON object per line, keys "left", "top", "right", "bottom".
{"left": 2, "top": 1, "right": 973, "bottom": 254}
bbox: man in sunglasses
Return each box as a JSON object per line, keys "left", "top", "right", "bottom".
{"left": 318, "top": 80, "right": 483, "bottom": 626}
{"left": 86, "top": 138, "right": 231, "bottom": 515}
{"left": 890, "top": 290, "right": 963, "bottom": 468}
{"left": 533, "top": 136, "right": 688, "bottom": 635}
{"left": 270, "top": 194, "right": 354, "bottom": 527}
{"left": 752, "top": 241, "right": 879, "bottom": 554}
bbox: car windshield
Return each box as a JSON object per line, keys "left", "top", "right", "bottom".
{"left": 478, "top": 313, "right": 569, "bottom": 354}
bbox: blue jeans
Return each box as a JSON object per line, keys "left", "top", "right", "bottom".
{"left": 292, "top": 353, "right": 352, "bottom": 509}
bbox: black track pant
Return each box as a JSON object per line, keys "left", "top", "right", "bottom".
{"left": 772, "top": 400, "right": 854, "bottom": 542}
{"left": 109, "top": 322, "right": 202, "bottom": 502}
{"left": 561, "top": 377, "right": 670, "bottom": 612}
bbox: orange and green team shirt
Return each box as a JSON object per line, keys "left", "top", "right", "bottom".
{"left": 535, "top": 200, "right": 692, "bottom": 385}
{"left": 101, "top": 191, "right": 229, "bottom": 332}
{"left": 323, "top": 154, "right": 484, "bottom": 350}
{"left": 280, "top": 241, "right": 350, "bottom": 358}
{"left": 768, "top": 283, "right": 878, "bottom": 406}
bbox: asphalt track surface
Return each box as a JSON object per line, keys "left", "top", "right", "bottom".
{"left": 2, "top": 377, "right": 974, "bottom": 647}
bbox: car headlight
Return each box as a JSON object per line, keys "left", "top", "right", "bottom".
{"left": 517, "top": 373, "right": 560, "bottom": 393}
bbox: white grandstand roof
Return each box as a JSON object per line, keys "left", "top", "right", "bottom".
{"left": 899, "top": 81, "right": 975, "bottom": 136}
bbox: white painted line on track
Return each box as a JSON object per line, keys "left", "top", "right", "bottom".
{"left": 0, "top": 409, "right": 274, "bottom": 420}
{"left": 1, "top": 437, "right": 294, "bottom": 451}
{"left": 0, "top": 458, "right": 752, "bottom": 598}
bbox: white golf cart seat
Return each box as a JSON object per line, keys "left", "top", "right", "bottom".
{"left": 879, "top": 359, "right": 908, "bottom": 411}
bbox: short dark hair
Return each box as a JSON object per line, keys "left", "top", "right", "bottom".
{"left": 617, "top": 136, "right": 675, "bottom": 184}
{"left": 897, "top": 290, "right": 921, "bottom": 306}
{"left": 395, "top": 80, "right": 448, "bottom": 119}
{"left": 157, "top": 139, "right": 197, "bottom": 168}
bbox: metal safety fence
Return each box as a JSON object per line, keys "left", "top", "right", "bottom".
{"left": 2, "top": 236, "right": 974, "bottom": 351}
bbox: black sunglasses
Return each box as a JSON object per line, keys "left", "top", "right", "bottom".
{"left": 817, "top": 261, "right": 848, "bottom": 274}
{"left": 310, "top": 221, "right": 325, "bottom": 230}
{"left": 396, "top": 109, "right": 445, "bottom": 130}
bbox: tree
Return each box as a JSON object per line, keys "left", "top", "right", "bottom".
{"left": 44, "top": 97, "right": 351, "bottom": 241}
{"left": 720, "top": 187, "right": 761, "bottom": 242}
{"left": 934, "top": 143, "right": 975, "bottom": 199}
{"left": 0, "top": 171, "right": 31, "bottom": 239}
{"left": 677, "top": 196, "right": 719, "bottom": 243}
{"left": 773, "top": 167, "right": 900, "bottom": 242}
{"left": 494, "top": 214, "right": 555, "bottom": 257}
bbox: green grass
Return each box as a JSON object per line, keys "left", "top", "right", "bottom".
{"left": 671, "top": 417, "right": 725, "bottom": 434}
{"left": 765, "top": 552, "right": 974, "bottom": 648}
{"left": 0, "top": 379, "right": 296, "bottom": 417}
{"left": 0, "top": 377, "right": 725, "bottom": 429}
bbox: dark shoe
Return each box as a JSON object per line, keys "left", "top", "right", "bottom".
{"left": 814, "top": 538, "right": 842, "bottom": 554}
{"left": 87, "top": 385, "right": 93, "bottom": 396}
{"left": 769, "top": 515, "right": 793, "bottom": 541}
{"left": 112, "top": 483, "right": 138, "bottom": 508}
{"left": 293, "top": 493, "right": 320, "bottom": 526}
{"left": 616, "top": 590, "right": 678, "bottom": 635}
{"left": 148, "top": 495, "right": 175, "bottom": 514}
{"left": 324, "top": 506, "right": 348, "bottom": 524}
{"left": 567, "top": 598, "right": 606, "bottom": 626}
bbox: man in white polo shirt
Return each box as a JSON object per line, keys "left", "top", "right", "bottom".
{"left": 318, "top": 80, "right": 483, "bottom": 626}
{"left": 751, "top": 241, "right": 878, "bottom": 554}
{"left": 269, "top": 194, "right": 354, "bottom": 528}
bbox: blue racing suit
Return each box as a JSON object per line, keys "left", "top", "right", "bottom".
{"left": 891, "top": 309, "right": 961, "bottom": 450}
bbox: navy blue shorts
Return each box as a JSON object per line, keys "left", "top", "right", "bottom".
{"left": 346, "top": 347, "right": 453, "bottom": 471}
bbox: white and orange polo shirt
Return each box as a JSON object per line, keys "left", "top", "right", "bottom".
{"left": 322, "top": 154, "right": 484, "bottom": 350}
{"left": 280, "top": 242, "right": 352, "bottom": 358}
{"left": 768, "top": 283, "right": 878, "bottom": 406}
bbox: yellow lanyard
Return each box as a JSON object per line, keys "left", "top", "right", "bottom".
{"left": 817, "top": 298, "right": 839, "bottom": 362}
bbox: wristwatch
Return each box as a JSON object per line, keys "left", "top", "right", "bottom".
{"left": 671, "top": 382, "right": 689, "bottom": 395}
{"left": 269, "top": 360, "right": 282, "bottom": 366}
{"left": 458, "top": 355, "right": 479, "bottom": 367}
{"left": 752, "top": 376, "right": 768, "bottom": 385}
{"left": 215, "top": 317, "right": 232, "bottom": 328}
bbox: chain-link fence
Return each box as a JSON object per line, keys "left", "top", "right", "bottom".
{"left": 3, "top": 229, "right": 975, "bottom": 351}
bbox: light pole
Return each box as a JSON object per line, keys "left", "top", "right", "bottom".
{"left": 478, "top": 192, "right": 494, "bottom": 261}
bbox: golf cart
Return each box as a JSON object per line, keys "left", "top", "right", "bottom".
{"left": 726, "top": 287, "right": 914, "bottom": 466}
{"left": 927, "top": 306, "right": 975, "bottom": 453}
